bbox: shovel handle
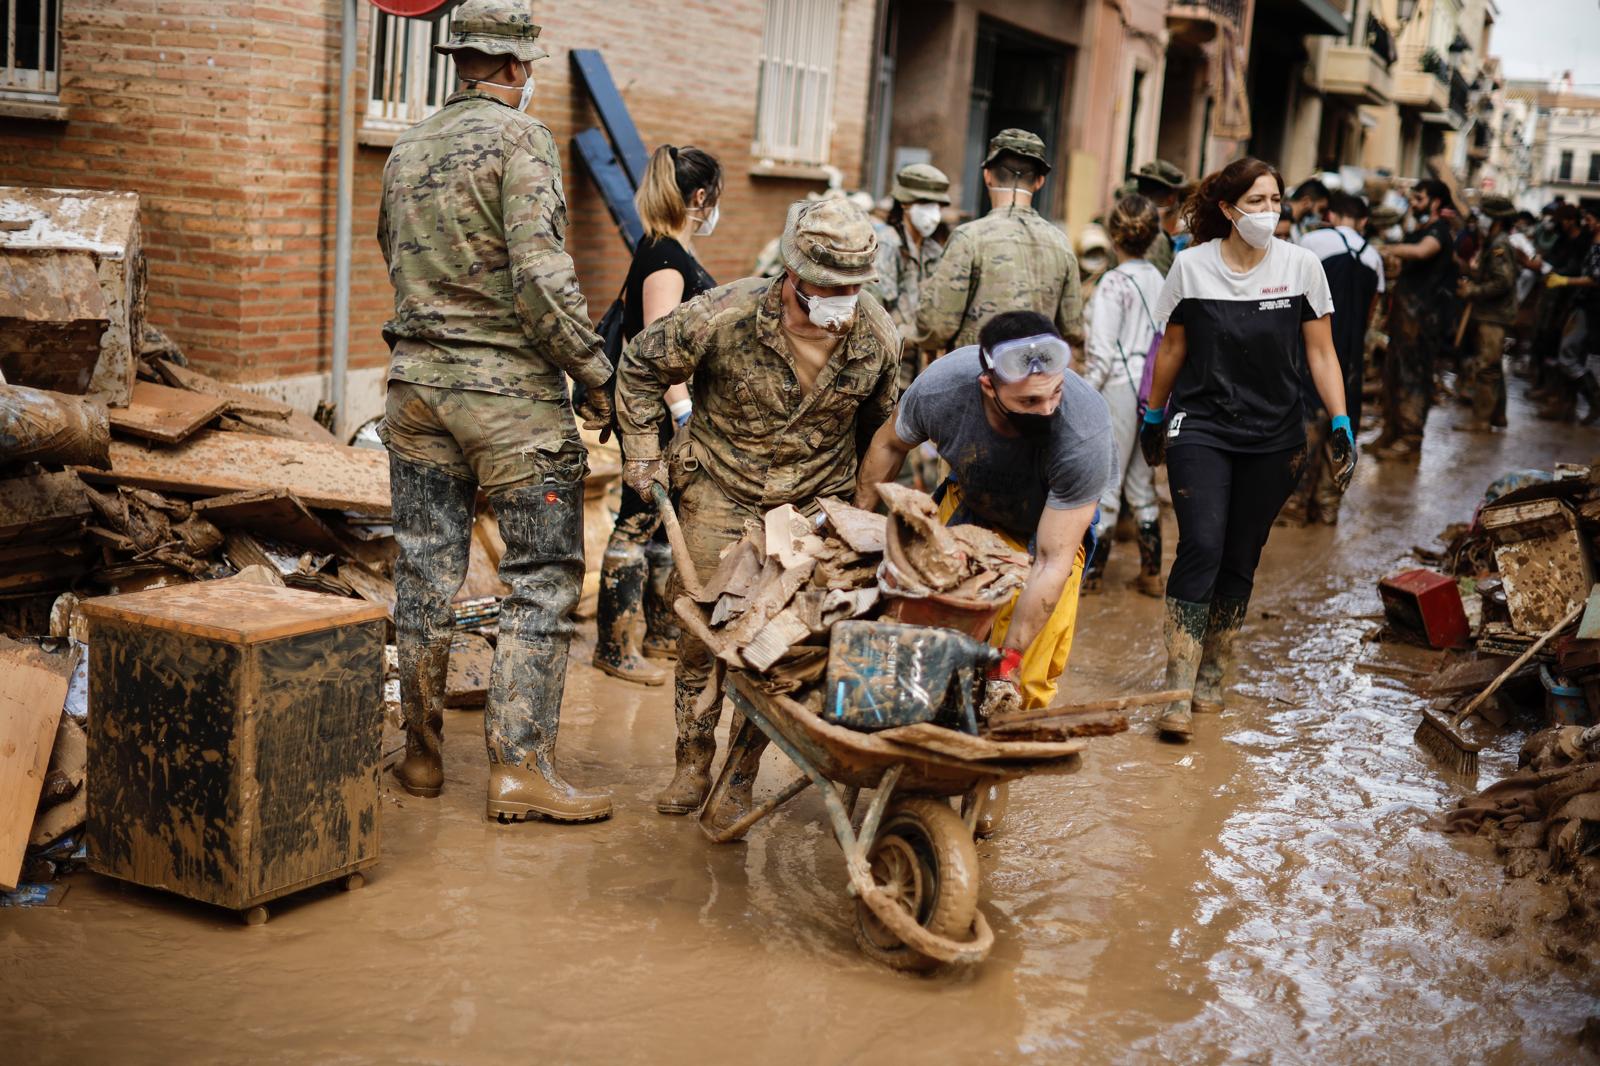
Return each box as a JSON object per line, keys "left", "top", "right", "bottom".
{"left": 651, "top": 482, "right": 702, "bottom": 601}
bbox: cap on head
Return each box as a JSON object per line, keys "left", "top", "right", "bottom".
{"left": 1480, "top": 194, "right": 1517, "bottom": 220}
{"left": 434, "top": 0, "right": 549, "bottom": 62}
{"left": 890, "top": 163, "right": 952, "bottom": 205}
{"left": 1368, "top": 204, "right": 1403, "bottom": 228}
{"left": 982, "top": 129, "right": 1051, "bottom": 174}
{"left": 780, "top": 199, "right": 878, "bottom": 287}
{"left": 1129, "top": 159, "right": 1186, "bottom": 189}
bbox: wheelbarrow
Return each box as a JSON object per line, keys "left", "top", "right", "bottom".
{"left": 696, "top": 663, "right": 1084, "bottom": 972}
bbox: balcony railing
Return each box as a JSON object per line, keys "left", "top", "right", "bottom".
{"left": 1449, "top": 70, "right": 1469, "bottom": 118}
{"left": 1366, "top": 15, "right": 1396, "bottom": 68}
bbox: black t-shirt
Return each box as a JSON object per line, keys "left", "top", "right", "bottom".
{"left": 1395, "top": 217, "right": 1456, "bottom": 302}
{"left": 1154, "top": 238, "right": 1334, "bottom": 453}
{"left": 622, "top": 235, "right": 715, "bottom": 341}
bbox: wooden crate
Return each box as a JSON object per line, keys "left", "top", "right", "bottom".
{"left": 80, "top": 579, "right": 388, "bottom": 918}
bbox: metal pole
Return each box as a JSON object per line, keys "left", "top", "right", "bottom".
{"left": 331, "top": 0, "right": 358, "bottom": 436}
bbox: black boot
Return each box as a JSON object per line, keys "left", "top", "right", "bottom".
{"left": 389, "top": 455, "right": 475, "bottom": 797}
{"left": 1081, "top": 535, "right": 1110, "bottom": 593}
{"left": 592, "top": 537, "right": 668, "bottom": 686}
{"left": 1133, "top": 519, "right": 1164, "bottom": 598}
{"left": 642, "top": 538, "right": 680, "bottom": 660}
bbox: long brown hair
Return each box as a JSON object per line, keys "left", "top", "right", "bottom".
{"left": 635, "top": 144, "right": 723, "bottom": 241}
{"left": 1181, "top": 157, "right": 1284, "bottom": 245}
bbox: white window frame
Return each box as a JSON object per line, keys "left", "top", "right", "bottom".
{"left": 753, "top": 0, "right": 841, "bottom": 168}
{"left": 364, "top": 9, "right": 457, "bottom": 136}
{"left": 0, "top": 0, "right": 61, "bottom": 103}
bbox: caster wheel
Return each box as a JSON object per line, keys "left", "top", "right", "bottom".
{"left": 853, "top": 797, "right": 979, "bottom": 973}
{"left": 243, "top": 905, "right": 270, "bottom": 926}
{"left": 342, "top": 873, "right": 365, "bottom": 892}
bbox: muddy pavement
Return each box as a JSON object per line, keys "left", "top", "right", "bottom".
{"left": 5, "top": 398, "right": 1600, "bottom": 1064}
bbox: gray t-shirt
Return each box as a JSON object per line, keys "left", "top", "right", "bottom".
{"left": 894, "top": 346, "right": 1114, "bottom": 540}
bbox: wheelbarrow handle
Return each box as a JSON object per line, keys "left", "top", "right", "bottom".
{"left": 651, "top": 482, "right": 703, "bottom": 601}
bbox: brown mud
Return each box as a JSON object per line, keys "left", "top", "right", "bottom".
{"left": 5, "top": 395, "right": 1600, "bottom": 1063}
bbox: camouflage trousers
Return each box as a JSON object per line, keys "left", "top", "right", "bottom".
{"left": 1381, "top": 300, "right": 1438, "bottom": 447}
{"left": 1283, "top": 416, "right": 1343, "bottom": 524}
{"left": 1465, "top": 322, "right": 1508, "bottom": 426}
{"left": 381, "top": 381, "right": 589, "bottom": 767}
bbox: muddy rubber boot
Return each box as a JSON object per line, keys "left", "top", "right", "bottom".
{"left": 485, "top": 635, "right": 612, "bottom": 824}
{"left": 389, "top": 454, "right": 476, "bottom": 798}
{"left": 394, "top": 639, "right": 451, "bottom": 797}
{"left": 592, "top": 539, "right": 667, "bottom": 686}
{"left": 1157, "top": 597, "right": 1209, "bottom": 740}
{"left": 1133, "top": 520, "right": 1164, "bottom": 598}
{"left": 1192, "top": 595, "right": 1248, "bottom": 715}
{"left": 708, "top": 727, "right": 767, "bottom": 836}
{"left": 1081, "top": 536, "right": 1110, "bottom": 594}
{"left": 641, "top": 538, "right": 680, "bottom": 660}
{"left": 656, "top": 679, "right": 716, "bottom": 815}
{"left": 1537, "top": 390, "right": 1577, "bottom": 422}
{"left": 1581, "top": 375, "right": 1600, "bottom": 426}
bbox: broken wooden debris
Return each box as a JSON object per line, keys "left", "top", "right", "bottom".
{"left": 194, "top": 488, "right": 350, "bottom": 556}
{"left": 106, "top": 381, "right": 227, "bottom": 444}
{"left": 0, "top": 636, "right": 76, "bottom": 890}
{"left": 0, "top": 252, "right": 108, "bottom": 395}
{"left": 152, "top": 358, "right": 294, "bottom": 419}
{"left": 0, "top": 471, "right": 90, "bottom": 545}
{"left": 84, "top": 431, "right": 391, "bottom": 515}
{"left": 816, "top": 495, "right": 886, "bottom": 554}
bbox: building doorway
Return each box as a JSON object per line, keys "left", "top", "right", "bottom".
{"left": 961, "top": 18, "right": 1069, "bottom": 218}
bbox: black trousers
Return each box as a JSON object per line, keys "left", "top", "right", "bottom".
{"left": 1166, "top": 443, "right": 1303, "bottom": 604}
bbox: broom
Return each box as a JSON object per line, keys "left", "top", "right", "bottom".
{"left": 1414, "top": 603, "right": 1583, "bottom": 776}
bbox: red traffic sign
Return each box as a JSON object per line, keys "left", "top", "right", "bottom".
{"left": 369, "top": 0, "right": 460, "bottom": 17}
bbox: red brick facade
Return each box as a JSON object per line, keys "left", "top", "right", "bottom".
{"left": 0, "top": 1, "right": 877, "bottom": 390}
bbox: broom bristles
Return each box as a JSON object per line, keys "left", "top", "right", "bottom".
{"left": 1414, "top": 707, "right": 1480, "bottom": 778}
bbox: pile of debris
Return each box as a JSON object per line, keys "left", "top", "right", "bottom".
{"left": 681, "top": 484, "right": 1029, "bottom": 710}
{"left": 1380, "top": 462, "right": 1599, "bottom": 731}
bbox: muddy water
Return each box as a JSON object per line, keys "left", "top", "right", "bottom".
{"left": 5, "top": 399, "right": 1599, "bottom": 1064}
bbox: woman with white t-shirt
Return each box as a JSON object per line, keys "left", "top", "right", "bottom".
{"left": 1081, "top": 194, "right": 1167, "bottom": 597}
{"left": 1137, "top": 157, "right": 1357, "bottom": 741}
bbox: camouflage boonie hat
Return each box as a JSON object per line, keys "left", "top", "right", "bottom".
{"left": 982, "top": 128, "right": 1051, "bottom": 174}
{"left": 890, "top": 163, "right": 951, "bottom": 205}
{"left": 780, "top": 199, "right": 878, "bottom": 286}
{"left": 1480, "top": 194, "right": 1517, "bottom": 219}
{"left": 1130, "top": 159, "right": 1186, "bottom": 189}
{"left": 435, "top": 0, "right": 549, "bottom": 62}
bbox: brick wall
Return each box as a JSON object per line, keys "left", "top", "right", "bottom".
{"left": 0, "top": 0, "right": 877, "bottom": 387}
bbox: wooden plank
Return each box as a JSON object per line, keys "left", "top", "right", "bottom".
{"left": 106, "top": 381, "right": 226, "bottom": 444}
{"left": 570, "top": 50, "right": 651, "bottom": 187}
{"left": 152, "top": 359, "right": 294, "bottom": 419}
{"left": 193, "top": 488, "right": 349, "bottom": 555}
{"left": 0, "top": 637, "right": 74, "bottom": 890}
{"left": 0, "top": 471, "right": 90, "bottom": 545}
{"left": 986, "top": 688, "right": 1193, "bottom": 732}
{"left": 870, "top": 722, "right": 1086, "bottom": 762}
{"left": 82, "top": 431, "right": 391, "bottom": 515}
{"left": 571, "top": 127, "right": 643, "bottom": 250}
{"left": 217, "top": 409, "right": 339, "bottom": 446}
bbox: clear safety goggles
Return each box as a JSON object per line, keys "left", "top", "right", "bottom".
{"left": 979, "top": 333, "right": 1070, "bottom": 383}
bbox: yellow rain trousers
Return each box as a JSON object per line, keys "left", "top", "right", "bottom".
{"left": 937, "top": 484, "right": 1086, "bottom": 711}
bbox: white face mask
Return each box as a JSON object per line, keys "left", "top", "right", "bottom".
{"left": 795, "top": 285, "right": 859, "bottom": 333}
{"left": 907, "top": 202, "right": 941, "bottom": 238}
{"left": 1227, "top": 205, "right": 1278, "bottom": 249}
{"left": 692, "top": 202, "right": 719, "bottom": 237}
{"left": 479, "top": 63, "right": 535, "bottom": 112}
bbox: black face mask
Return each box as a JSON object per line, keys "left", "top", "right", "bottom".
{"left": 991, "top": 388, "right": 1055, "bottom": 439}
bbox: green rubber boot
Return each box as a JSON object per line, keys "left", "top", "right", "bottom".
{"left": 1158, "top": 597, "right": 1210, "bottom": 740}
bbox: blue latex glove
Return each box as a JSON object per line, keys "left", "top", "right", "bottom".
{"left": 1139, "top": 405, "right": 1168, "bottom": 468}
{"left": 674, "top": 410, "right": 692, "bottom": 428}
{"left": 1329, "top": 414, "right": 1356, "bottom": 492}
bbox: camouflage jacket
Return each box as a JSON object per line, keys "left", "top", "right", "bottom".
{"left": 616, "top": 276, "right": 900, "bottom": 508}
{"left": 378, "top": 89, "right": 611, "bottom": 401}
{"left": 1145, "top": 229, "right": 1174, "bottom": 277}
{"left": 866, "top": 219, "right": 945, "bottom": 341}
{"left": 1459, "top": 231, "right": 1519, "bottom": 327}
{"left": 915, "top": 204, "right": 1085, "bottom": 352}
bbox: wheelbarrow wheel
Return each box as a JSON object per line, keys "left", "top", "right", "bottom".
{"left": 853, "top": 797, "right": 979, "bottom": 973}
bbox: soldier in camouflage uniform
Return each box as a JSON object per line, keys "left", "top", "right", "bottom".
{"left": 1129, "top": 159, "right": 1188, "bottom": 277}
{"left": 377, "top": 0, "right": 615, "bottom": 825}
{"left": 1454, "top": 195, "right": 1520, "bottom": 432}
{"left": 616, "top": 199, "right": 900, "bottom": 828}
{"left": 917, "top": 130, "right": 1085, "bottom": 353}
{"left": 867, "top": 163, "right": 951, "bottom": 383}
